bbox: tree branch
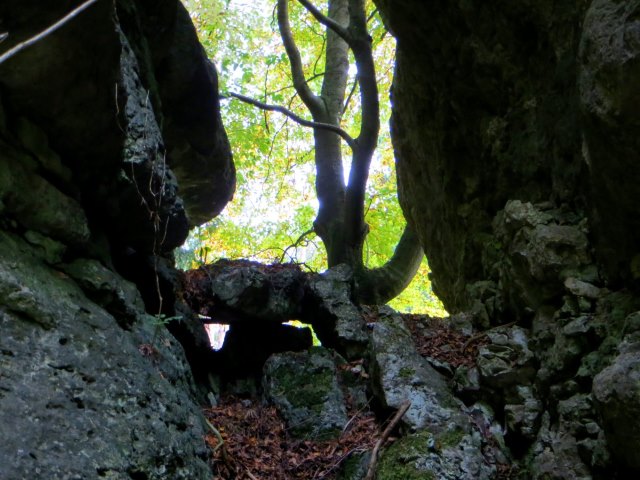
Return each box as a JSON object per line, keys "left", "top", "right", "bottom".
{"left": 364, "top": 400, "right": 411, "bottom": 480}
{"left": 225, "top": 91, "right": 356, "bottom": 149}
{"left": 297, "top": 0, "right": 351, "bottom": 44}
{"left": 277, "top": 0, "right": 324, "bottom": 117}
{"left": 0, "top": 0, "right": 99, "bottom": 66}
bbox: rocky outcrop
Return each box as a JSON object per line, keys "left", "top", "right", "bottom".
{"left": 185, "top": 262, "right": 369, "bottom": 361}
{"left": 375, "top": 0, "right": 640, "bottom": 477}
{"left": 0, "top": 0, "right": 234, "bottom": 477}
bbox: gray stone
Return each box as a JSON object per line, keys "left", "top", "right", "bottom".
{"left": 477, "top": 326, "right": 535, "bottom": 388}
{"left": 592, "top": 351, "right": 640, "bottom": 469}
{"left": 263, "top": 347, "right": 348, "bottom": 440}
{"left": 368, "top": 307, "right": 467, "bottom": 433}
{"left": 61, "top": 258, "right": 145, "bottom": 328}
{"left": 376, "top": 429, "right": 496, "bottom": 480}
{"left": 0, "top": 232, "right": 211, "bottom": 479}
{"left": 505, "top": 386, "right": 542, "bottom": 441}
{"left": 564, "top": 278, "right": 601, "bottom": 299}
{"left": 528, "top": 412, "right": 592, "bottom": 480}
{"left": 305, "top": 265, "right": 369, "bottom": 359}
{"left": 579, "top": 0, "right": 640, "bottom": 284}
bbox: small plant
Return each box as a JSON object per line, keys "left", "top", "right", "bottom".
{"left": 144, "top": 313, "right": 183, "bottom": 349}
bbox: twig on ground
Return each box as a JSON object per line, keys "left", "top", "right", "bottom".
{"left": 364, "top": 400, "right": 411, "bottom": 480}
{"left": 0, "top": 0, "right": 99, "bottom": 65}
{"left": 205, "top": 418, "right": 230, "bottom": 465}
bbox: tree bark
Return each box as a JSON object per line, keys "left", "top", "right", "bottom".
{"left": 275, "top": 0, "right": 424, "bottom": 304}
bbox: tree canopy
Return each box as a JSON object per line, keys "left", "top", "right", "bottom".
{"left": 178, "top": 0, "right": 444, "bottom": 315}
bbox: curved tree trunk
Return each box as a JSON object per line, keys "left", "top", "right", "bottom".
{"left": 277, "top": 0, "right": 424, "bottom": 304}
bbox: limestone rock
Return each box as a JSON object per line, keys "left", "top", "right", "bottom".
{"left": 263, "top": 348, "right": 348, "bottom": 440}
{"left": 528, "top": 412, "right": 592, "bottom": 480}
{"left": 505, "top": 386, "right": 542, "bottom": 441}
{"left": 376, "top": 428, "right": 497, "bottom": 480}
{"left": 0, "top": 232, "right": 211, "bottom": 479}
{"left": 368, "top": 307, "right": 466, "bottom": 433}
{"left": 579, "top": 0, "right": 640, "bottom": 284}
{"left": 477, "top": 326, "right": 535, "bottom": 389}
{"left": 592, "top": 352, "right": 640, "bottom": 469}
{"left": 304, "top": 264, "right": 369, "bottom": 359}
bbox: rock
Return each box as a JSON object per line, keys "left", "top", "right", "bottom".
{"left": 504, "top": 386, "right": 542, "bottom": 441}
{"left": 0, "top": 151, "right": 90, "bottom": 248}
{"left": 336, "top": 451, "right": 371, "bottom": 480}
{"left": 185, "top": 260, "right": 307, "bottom": 323}
{"left": 61, "top": 258, "right": 145, "bottom": 328}
{"left": 368, "top": 307, "right": 467, "bottom": 433}
{"left": 304, "top": 264, "right": 369, "bottom": 359}
{"left": 0, "top": 232, "right": 211, "bottom": 479}
{"left": 476, "top": 326, "right": 535, "bottom": 388}
{"left": 452, "top": 366, "right": 482, "bottom": 403}
{"left": 0, "top": 0, "right": 234, "bottom": 253}
{"left": 263, "top": 347, "right": 348, "bottom": 440}
{"left": 579, "top": 0, "right": 640, "bottom": 284}
{"left": 375, "top": 0, "right": 590, "bottom": 312}
{"left": 0, "top": 0, "right": 235, "bottom": 477}
{"left": 564, "top": 278, "right": 601, "bottom": 300}
{"left": 528, "top": 412, "right": 592, "bottom": 480}
{"left": 376, "top": 429, "right": 496, "bottom": 480}
{"left": 592, "top": 352, "right": 640, "bottom": 469}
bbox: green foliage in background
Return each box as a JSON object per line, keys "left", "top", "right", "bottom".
{"left": 178, "top": 0, "right": 445, "bottom": 316}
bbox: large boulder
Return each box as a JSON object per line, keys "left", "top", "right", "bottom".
{"left": 592, "top": 351, "right": 640, "bottom": 470}
{"left": 0, "top": 0, "right": 234, "bottom": 477}
{"left": 263, "top": 348, "right": 348, "bottom": 440}
{"left": 374, "top": 0, "right": 640, "bottom": 309}
{"left": 0, "top": 231, "right": 211, "bottom": 479}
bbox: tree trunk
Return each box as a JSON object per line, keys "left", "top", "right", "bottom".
{"left": 278, "top": 0, "right": 424, "bottom": 305}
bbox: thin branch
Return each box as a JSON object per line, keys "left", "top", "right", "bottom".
{"left": 225, "top": 91, "right": 356, "bottom": 149}
{"left": 0, "top": 0, "right": 99, "bottom": 65}
{"left": 0, "top": 33, "right": 8, "bottom": 44}
{"left": 297, "top": 0, "right": 351, "bottom": 44}
{"left": 342, "top": 74, "right": 359, "bottom": 114}
{"left": 364, "top": 400, "right": 411, "bottom": 480}
{"left": 277, "top": 0, "right": 324, "bottom": 116}
{"left": 280, "top": 228, "right": 315, "bottom": 263}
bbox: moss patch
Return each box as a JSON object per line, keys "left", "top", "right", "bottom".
{"left": 376, "top": 432, "right": 435, "bottom": 480}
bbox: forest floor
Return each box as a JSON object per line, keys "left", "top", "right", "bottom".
{"left": 202, "top": 313, "right": 505, "bottom": 479}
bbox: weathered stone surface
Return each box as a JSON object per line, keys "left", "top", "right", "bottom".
{"left": 376, "top": 426, "right": 498, "bottom": 480}
{"left": 375, "top": 0, "right": 588, "bottom": 312}
{"left": 504, "top": 386, "right": 542, "bottom": 441}
{"left": 0, "top": 1, "right": 235, "bottom": 477}
{"left": 0, "top": 232, "right": 211, "bottom": 479}
{"left": 0, "top": 0, "right": 234, "bottom": 251}
{"left": 476, "top": 327, "right": 535, "bottom": 388}
{"left": 579, "top": 0, "right": 640, "bottom": 284}
{"left": 368, "top": 307, "right": 466, "bottom": 433}
{"left": 263, "top": 348, "right": 348, "bottom": 440}
{"left": 61, "top": 258, "right": 144, "bottom": 328}
{"left": 304, "top": 264, "right": 369, "bottom": 359}
{"left": 0, "top": 144, "right": 90, "bottom": 248}
{"left": 528, "top": 412, "right": 592, "bottom": 480}
{"left": 592, "top": 352, "right": 640, "bottom": 469}
{"left": 185, "top": 260, "right": 307, "bottom": 323}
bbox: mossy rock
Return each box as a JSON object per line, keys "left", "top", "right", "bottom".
{"left": 263, "top": 347, "right": 348, "bottom": 440}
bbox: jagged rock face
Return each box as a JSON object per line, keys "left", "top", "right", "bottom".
{"left": 0, "top": 0, "right": 234, "bottom": 477}
{"left": 375, "top": 0, "right": 640, "bottom": 311}
{"left": 375, "top": 0, "right": 640, "bottom": 477}
{"left": 0, "top": 0, "right": 234, "bottom": 249}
